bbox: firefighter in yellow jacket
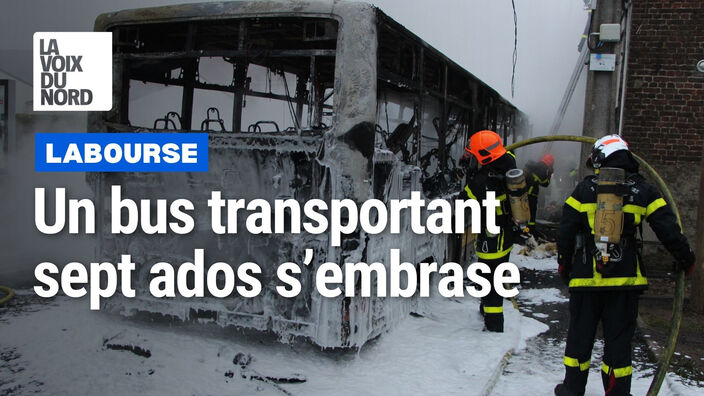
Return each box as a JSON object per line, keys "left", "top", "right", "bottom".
{"left": 525, "top": 153, "right": 554, "bottom": 227}
{"left": 554, "top": 135, "right": 696, "bottom": 396}
{"left": 462, "top": 130, "right": 519, "bottom": 333}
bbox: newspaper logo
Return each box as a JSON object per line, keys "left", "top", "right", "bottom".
{"left": 33, "top": 32, "right": 112, "bottom": 111}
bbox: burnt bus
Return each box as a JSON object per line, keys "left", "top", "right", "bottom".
{"left": 89, "top": 1, "right": 525, "bottom": 347}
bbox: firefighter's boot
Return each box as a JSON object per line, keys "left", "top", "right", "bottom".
{"left": 554, "top": 383, "right": 581, "bottom": 396}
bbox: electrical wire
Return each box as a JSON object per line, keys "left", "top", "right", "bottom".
{"left": 544, "top": 49, "right": 589, "bottom": 153}
{"left": 384, "top": 90, "right": 390, "bottom": 135}
{"left": 585, "top": 6, "right": 602, "bottom": 53}
{"left": 510, "top": 0, "right": 518, "bottom": 98}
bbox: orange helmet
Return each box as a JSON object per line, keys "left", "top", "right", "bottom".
{"left": 541, "top": 154, "right": 555, "bottom": 167}
{"left": 466, "top": 130, "right": 506, "bottom": 165}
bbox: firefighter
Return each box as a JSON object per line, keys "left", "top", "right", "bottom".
{"left": 554, "top": 135, "right": 696, "bottom": 396}
{"left": 462, "top": 130, "right": 520, "bottom": 333}
{"left": 524, "top": 153, "right": 554, "bottom": 228}
{"left": 569, "top": 168, "right": 579, "bottom": 187}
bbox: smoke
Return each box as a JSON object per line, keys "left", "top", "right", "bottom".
{"left": 0, "top": 113, "right": 95, "bottom": 287}
{"left": 369, "top": 0, "right": 589, "bottom": 198}
{"left": 0, "top": 0, "right": 594, "bottom": 286}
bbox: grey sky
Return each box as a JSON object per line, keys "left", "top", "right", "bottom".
{"left": 0, "top": 0, "right": 589, "bottom": 284}
{"left": 0, "top": 0, "right": 588, "bottom": 131}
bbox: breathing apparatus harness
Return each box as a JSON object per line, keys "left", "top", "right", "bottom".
{"left": 477, "top": 168, "right": 533, "bottom": 243}
{"left": 463, "top": 131, "right": 532, "bottom": 241}
{"left": 583, "top": 135, "right": 643, "bottom": 274}
{"left": 505, "top": 168, "right": 532, "bottom": 234}
{"left": 590, "top": 170, "right": 642, "bottom": 275}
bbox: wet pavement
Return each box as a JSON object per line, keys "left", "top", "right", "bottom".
{"left": 494, "top": 266, "right": 687, "bottom": 394}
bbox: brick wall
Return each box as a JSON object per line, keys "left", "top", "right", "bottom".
{"left": 623, "top": 0, "right": 703, "bottom": 164}
{"left": 623, "top": 0, "right": 703, "bottom": 247}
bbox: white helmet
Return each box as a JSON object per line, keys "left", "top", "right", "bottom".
{"left": 587, "top": 134, "right": 630, "bottom": 169}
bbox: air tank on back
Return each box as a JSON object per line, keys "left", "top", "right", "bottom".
{"left": 594, "top": 167, "right": 625, "bottom": 262}
{"left": 505, "top": 168, "right": 531, "bottom": 228}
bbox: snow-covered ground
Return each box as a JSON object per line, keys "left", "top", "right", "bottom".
{"left": 504, "top": 246, "right": 702, "bottom": 396}
{"left": 1, "top": 291, "right": 545, "bottom": 395}
{"left": 518, "top": 287, "right": 568, "bottom": 305}
{"left": 494, "top": 330, "right": 699, "bottom": 396}
{"left": 512, "top": 244, "right": 558, "bottom": 271}
{"left": 1, "top": 248, "right": 702, "bottom": 395}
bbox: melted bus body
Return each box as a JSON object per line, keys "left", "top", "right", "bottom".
{"left": 89, "top": 1, "right": 525, "bottom": 347}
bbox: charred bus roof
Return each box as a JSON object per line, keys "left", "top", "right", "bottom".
{"left": 95, "top": 1, "right": 354, "bottom": 29}
{"left": 95, "top": 1, "right": 518, "bottom": 113}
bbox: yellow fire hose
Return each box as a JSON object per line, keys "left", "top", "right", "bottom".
{"left": 0, "top": 285, "right": 14, "bottom": 307}
{"left": 506, "top": 135, "right": 683, "bottom": 396}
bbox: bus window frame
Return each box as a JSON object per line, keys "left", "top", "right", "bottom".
{"left": 110, "top": 17, "right": 339, "bottom": 134}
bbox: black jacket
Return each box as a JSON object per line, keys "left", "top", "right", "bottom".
{"left": 557, "top": 154, "right": 691, "bottom": 290}
{"left": 525, "top": 160, "right": 552, "bottom": 197}
{"left": 464, "top": 152, "right": 517, "bottom": 259}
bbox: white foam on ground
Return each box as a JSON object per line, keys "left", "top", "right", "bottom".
{"left": 3, "top": 250, "right": 701, "bottom": 395}
{"left": 518, "top": 288, "right": 569, "bottom": 305}
{"left": 0, "top": 293, "right": 547, "bottom": 395}
{"left": 511, "top": 244, "right": 558, "bottom": 271}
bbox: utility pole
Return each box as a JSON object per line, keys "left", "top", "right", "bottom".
{"left": 692, "top": 144, "right": 704, "bottom": 313}
{"left": 580, "top": 0, "right": 624, "bottom": 171}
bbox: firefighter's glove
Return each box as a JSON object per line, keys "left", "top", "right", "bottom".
{"left": 675, "top": 248, "right": 696, "bottom": 276}
{"left": 557, "top": 252, "right": 571, "bottom": 286}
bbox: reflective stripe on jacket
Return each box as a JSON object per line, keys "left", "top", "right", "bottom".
{"left": 464, "top": 152, "right": 517, "bottom": 260}
{"left": 557, "top": 173, "right": 689, "bottom": 290}
{"left": 525, "top": 160, "right": 552, "bottom": 196}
